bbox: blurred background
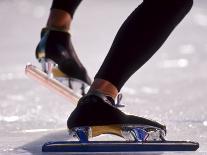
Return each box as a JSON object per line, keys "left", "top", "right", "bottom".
{"left": 0, "top": 0, "right": 206, "bottom": 154}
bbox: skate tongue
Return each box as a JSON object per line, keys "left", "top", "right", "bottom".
{"left": 86, "top": 91, "right": 124, "bottom": 108}
{"left": 115, "top": 93, "right": 125, "bottom": 108}
{"left": 106, "top": 93, "right": 124, "bottom": 108}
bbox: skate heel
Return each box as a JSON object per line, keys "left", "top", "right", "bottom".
{"left": 39, "top": 58, "right": 88, "bottom": 95}
{"left": 69, "top": 125, "right": 166, "bottom": 142}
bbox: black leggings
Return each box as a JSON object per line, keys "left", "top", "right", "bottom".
{"left": 51, "top": 0, "right": 82, "bottom": 18}
{"left": 51, "top": 0, "right": 193, "bottom": 91}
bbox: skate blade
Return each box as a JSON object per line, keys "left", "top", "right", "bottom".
{"left": 40, "top": 58, "right": 89, "bottom": 95}
{"left": 25, "top": 64, "right": 81, "bottom": 104}
{"left": 42, "top": 140, "right": 199, "bottom": 152}
{"left": 53, "top": 69, "right": 89, "bottom": 96}
{"left": 69, "top": 124, "right": 166, "bottom": 142}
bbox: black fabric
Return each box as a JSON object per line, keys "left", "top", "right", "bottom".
{"left": 51, "top": 0, "right": 82, "bottom": 17}
{"left": 95, "top": 0, "right": 193, "bottom": 91}
{"left": 50, "top": 0, "right": 193, "bottom": 91}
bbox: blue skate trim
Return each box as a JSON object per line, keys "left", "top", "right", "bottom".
{"left": 42, "top": 141, "right": 199, "bottom": 152}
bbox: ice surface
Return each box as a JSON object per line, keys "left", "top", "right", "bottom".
{"left": 0, "top": 0, "right": 206, "bottom": 154}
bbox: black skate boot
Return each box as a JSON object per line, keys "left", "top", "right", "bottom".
{"left": 67, "top": 92, "right": 166, "bottom": 142}
{"left": 35, "top": 28, "right": 91, "bottom": 95}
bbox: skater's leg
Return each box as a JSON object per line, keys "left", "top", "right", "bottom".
{"left": 46, "top": 9, "right": 72, "bottom": 32}
{"left": 89, "top": 79, "right": 118, "bottom": 99}
{"left": 47, "top": 0, "right": 82, "bottom": 31}
{"left": 36, "top": 0, "right": 91, "bottom": 86}
{"left": 91, "top": 0, "right": 193, "bottom": 95}
{"left": 67, "top": 0, "right": 193, "bottom": 136}
{"left": 51, "top": 0, "right": 82, "bottom": 19}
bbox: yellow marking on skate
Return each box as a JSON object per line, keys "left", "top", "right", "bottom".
{"left": 52, "top": 68, "right": 68, "bottom": 77}
{"left": 37, "top": 52, "right": 45, "bottom": 59}
{"left": 91, "top": 125, "right": 122, "bottom": 138}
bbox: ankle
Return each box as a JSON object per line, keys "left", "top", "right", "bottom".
{"left": 46, "top": 9, "right": 72, "bottom": 32}
{"left": 87, "top": 79, "right": 118, "bottom": 100}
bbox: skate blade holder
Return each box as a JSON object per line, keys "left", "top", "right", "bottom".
{"left": 68, "top": 125, "right": 166, "bottom": 143}
{"left": 39, "top": 58, "right": 89, "bottom": 95}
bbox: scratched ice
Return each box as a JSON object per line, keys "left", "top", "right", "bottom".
{"left": 0, "top": 0, "right": 206, "bottom": 154}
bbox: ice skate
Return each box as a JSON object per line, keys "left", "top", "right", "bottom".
{"left": 42, "top": 92, "right": 199, "bottom": 152}
{"left": 35, "top": 28, "right": 91, "bottom": 95}
{"left": 67, "top": 91, "right": 166, "bottom": 142}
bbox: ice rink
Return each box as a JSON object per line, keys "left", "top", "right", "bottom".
{"left": 0, "top": 0, "right": 207, "bottom": 154}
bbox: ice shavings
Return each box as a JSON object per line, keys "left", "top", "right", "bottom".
{"left": 159, "top": 58, "right": 189, "bottom": 68}
{"left": 6, "top": 94, "right": 25, "bottom": 101}
{"left": 141, "top": 86, "right": 159, "bottom": 94}
{"left": 179, "top": 44, "right": 195, "bottom": 55}
{"left": 2, "top": 147, "right": 14, "bottom": 152}
{"left": 21, "top": 128, "right": 64, "bottom": 133}
{"left": 193, "top": 11, "right": 207, "bottom": 27}
{"left": 188, "top": 124, "right": 193, "bottom": 128}
{"left": 203, "top": 121, "right": 207, "bottom": 127}
{"left": 122, "top": 87, "right": 136, "bottom": 95}
{"left": 0, "top": 72, "right": 25, "bottom": 81}
{"left": 0, "top": 116, "right": 19, "bottom": 122}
